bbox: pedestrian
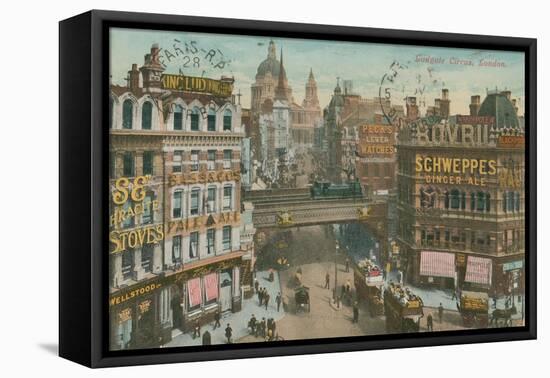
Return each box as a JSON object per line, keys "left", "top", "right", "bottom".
{"left": 451, "top": 290, "right": 457, "bottom": 301}
{"left": 254, "top": 278, "right": 259, "bottom": 293}
{"left": 260, "top": 317, "right": 266, "bottom": 338}
{"left": 276, "top": 292, "right": 282, "bottom": 312}
{"left": 202, "top": 330, "right": 211, "bottom": 345}
{"left": 192, "top": 319, "right": 201, "bottom": 339}
{"left": 325, "top": 272, "right": 330, "bottom": 289}
{"left": 258, "top": 287, "right": 264, "bottom": 306}
{"left": 427, "top": 313, "right": 433, "bottom": 332}
{"left": 352, "top": 301, "right": 359, "bottom": 323}
{"left": 345, "top": 258, "right": 350, "bottom": 273}
{"left": 345, "top": 279, "right": 352, "bottom": 294}
{"left": 213, "top": 310, "right": 221, "bottom": 329}
{"left": 225, "top": 323, "right": 233, "bottom": 344}
{"left": 265, "top": 292, "right": 271, "bottom": 310}
{"left": 268, "top": 269, "right": 274, "bottom": 282}
{"left": 248, "top": 314, "right": 257, "bottom": 334}
{"left": 438, "top": 303, "right": 444, "bottom": 323}
{"left": 397, "top": 270, "right": 403, "bottom": 284}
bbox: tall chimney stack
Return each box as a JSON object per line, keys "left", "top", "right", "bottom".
{"left": 470, "top": 95, "right": 480, "bottom": 116}
{"left": 128, "top": 64, "right": 140, "bottom": 92}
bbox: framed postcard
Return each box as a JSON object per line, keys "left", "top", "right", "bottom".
{"left": 59, "top": 10, "right": 536, "bottom": 368}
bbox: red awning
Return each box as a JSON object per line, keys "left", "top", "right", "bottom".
{"left": 420, "top": 251, "right": 455, "bottom": 278}
{"left": 465, "top": 256, "right": 492, "bottom": 285}
{"left": 187, "top": 278, "right": 202, "bottom": 307}
{"left": 204, "top": 273, "right": 219, "bottom": 302}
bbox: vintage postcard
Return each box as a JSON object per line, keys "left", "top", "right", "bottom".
{"left": 108, "top": 28, "right": 525, "bottom": 350}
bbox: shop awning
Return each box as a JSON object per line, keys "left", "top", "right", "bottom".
{"left": 187, "top": 278, "right": 202, "bottom": 307}
{"left": 204, "top": 273, "right": 219, "bottom": 302}
{"left": 420, "top": 251, "right": 455, "bottom": 278}
{"left": 464, "top": 256, "right": 492, "bottom": 285}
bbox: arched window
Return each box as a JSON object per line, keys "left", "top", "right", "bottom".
{"left": 507, "top": 191, "right": 514, "bottom": 212}
{"left": 477, "top": 191, "right": 486, "bottom": 211}
{"left": 470, "top": 192, "right": 476, "bottom": 211}
{"left": 461, "top": 191, "right": 466, "bottom": 210}
{"left": 515, "top": 192, "right": 520, "bottom": 212}
{"left": 122, "top": 99, "right": 133, "bottom": 129}
{"left": 191, "top": 107, "right": 200, "bottom": 131}
{"left": 223, "top": 109, "right": 232, "bottom": 131}
{"left": 109, "top": 97, "right": 114, "bottom": 129}
{"left": 207, "top": 108, "right": 216, "bottom": 131}
{"left": 141, "top": 101, "right": 153, "bottom": 130}
{"left": 444, "top": 190, "right": 450, "bottom": 209}
{"left": 450, "top": 189, "right": 460, "bottom": 209}
{"left": 173, "top": 104, "right": 183, "bottom": 130}
{"left": 485, "top": 192, "right": 491, "bottom": 212}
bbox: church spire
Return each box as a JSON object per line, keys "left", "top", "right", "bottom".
{"left": 267, "top": 39, "right": 276, "bottom": 60}
{"left": 275, "top": 48, "right": 289, "bottom": 101}
{"left": 303, "top": 68, "right": 320, "bottom": 109}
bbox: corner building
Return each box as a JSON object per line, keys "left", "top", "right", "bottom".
{"left": 108, "top": 44, "right": 253, "bottom": 350}
{"left": 396, "top": 90, "right": 525, "bottom": 299}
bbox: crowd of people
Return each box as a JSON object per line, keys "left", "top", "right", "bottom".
{"left": 386, "top": 282, "right": 423, "bottom": 308}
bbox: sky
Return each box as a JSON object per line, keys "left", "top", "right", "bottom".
{"left": 110, "top": 28, "right": 525, "bottom": 116}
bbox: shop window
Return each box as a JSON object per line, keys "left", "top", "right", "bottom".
{"left": 191, "top": 107, "right": 200, "bottom": 131}
{"left": 223, "top": 109, "right": 232, "bottom": 131}
{"left": 122, "top": 99, "right": 133, "bottom": 129}
{"left": 123, "top": 152, "right": 134, "bottom": 177}
{"left": 470, "top": 192, "right": 476, "bottom": 211}
{"left": 507, "top": 191, "right": 514, "bottom": 212}
{"left": 207, "top": 108, "right": 216, "bottom": 131}
{"left": 503, "top": 192, "right": 508, "bottom": 212}
{"left": 207, "top": 187, "right": 216, "bottom": 214}
{"left": 189, "top": 232, "right": 199, "bottom": 258}
{"left": 485, "top": 192, "right": 491, "bottom": 212}
{"left": 461, "top": 191, "right": 466, "bottom": 210}
{"left": 190, "top": 189, "right": 200, "bottom": 216}
{"left": 223, "top": 186, "right": 232, "bottom": 210}
{"left": 141, "top": 244, "right": 153, "bottom": 273}
{"left": 172, "top": 236, "right": 181, "bottom": 264}
{"left": 207, "top": 150, "right": 216, "bottom": 170}
{"left": 222, "top": 226, "right": 232, "bottom": 251}
{"left": 444, "top": 190, "right": 449, "bottom": 209}
{"left": 515, "top": 192, "right": 520, "bottom": 212}
{"left": 172, "top": 190, "right": 183, "bottom": 218}
{"left": 173, "top": 104, "right": 183, "bottom": 130}
{"left": 143, "top": 151, "right": 154, "bottom": 176}
{"left": 141, "top": 101, "right": 153, "bottom": 130}
{"left": 207, "top": 228, "right": 215, "bottom": 255}
{"left": 121, "top": 249, "right": 134, "bottom": 280}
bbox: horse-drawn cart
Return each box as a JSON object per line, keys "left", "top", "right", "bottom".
{"left": 294, "top": 286, "right": 310, "bottom": 313}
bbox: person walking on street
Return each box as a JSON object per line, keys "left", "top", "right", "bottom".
{"left": 248, "top": 314, "right": 257, "bottom": 334}
{"left": 427, "top": 313, "right": 433, "bottom": 331}
{"left": 352, "top": 301, "right": 359, "bottom": 323}
{"left": 254, "top": 278, "right": 259, "bottom": 293}
{"left": 264, "top": 292, "right": 271, "bottom": 310}
{"left": 324, "top": 272, "right": 330, "bottom": 289}
{"left": 276, "top": 292, "right": 282, "bottom": 312}
{"left": 225, "top": 323, "right": 233, "bottom": 344}
{"left": 438, "top": 303, "right": 444, "bottom": 323}
{"left": 345, "top": 258, "right": 350, "bottom": 273}
{"left": 213, "top": 310, "right": 221, "bottom": 329}
{"left": 258, "top": 287, "right": 264, "bottom": 306}
{"left": 202, "top": 330, "right": 211, "bottom": 345}
{"left": 192, "top": 319, "right": 201, "bottom": 339}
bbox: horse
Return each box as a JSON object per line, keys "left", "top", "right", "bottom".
{"left": 490, "top": 306, "right": 517, "bottom": 327}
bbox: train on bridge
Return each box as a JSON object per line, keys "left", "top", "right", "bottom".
{"left": 310, "top": 180, "right": 363, "bottom": 199}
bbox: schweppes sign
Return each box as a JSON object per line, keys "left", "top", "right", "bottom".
{"left": 161, "top": 74, "right": 234, "bottom": 97}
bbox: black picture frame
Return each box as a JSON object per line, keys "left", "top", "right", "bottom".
{"left": 59, "top": 9, "right": 537, "bottom": 368}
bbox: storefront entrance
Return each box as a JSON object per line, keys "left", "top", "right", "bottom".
{"left": 220, "top": 270, "right": 232, "bottom": 312}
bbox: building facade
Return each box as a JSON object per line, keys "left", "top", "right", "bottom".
{"left": 108, "top": 44, "right": 254, "bottom": 351}
{"left": 396, "top": 90, "right": 525, "bottom": 299}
